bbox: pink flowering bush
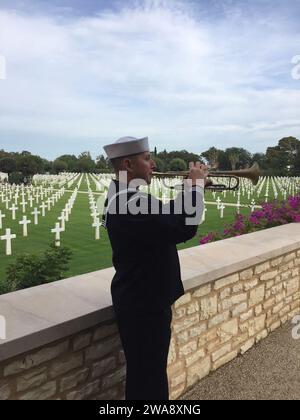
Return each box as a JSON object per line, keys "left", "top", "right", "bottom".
{"left": 199, "top": 195, "right": 300, "bottom": 245}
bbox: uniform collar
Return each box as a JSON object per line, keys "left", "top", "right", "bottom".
{"left": 114, "top": 179, "right": 140, "bottom": 193}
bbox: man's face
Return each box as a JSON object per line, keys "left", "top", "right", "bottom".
{"left": 130, "top": 151, "right": 156, "bottom": 185}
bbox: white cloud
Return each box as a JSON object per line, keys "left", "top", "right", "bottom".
{"left": 0, "top": 0, "right": 299, "bottom": 158}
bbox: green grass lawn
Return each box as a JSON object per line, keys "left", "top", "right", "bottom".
{"left": 0, "top": 173, "right": 295, "bottom": 290}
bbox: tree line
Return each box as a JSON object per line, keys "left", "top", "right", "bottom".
{"left": 0, "top": 136, "right": 300, "bottom": 183}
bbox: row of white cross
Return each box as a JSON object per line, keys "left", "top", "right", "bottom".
{"left": 0, "top": 189, "right": 65, "bottom": 228}
{"left": 0, "top": 188, "right": 66, "bottom": 255}
{"left": 33, "top": 173, "right": 79, "bottom": 188}
{"left": 0, "top": 186, "right": 63, "bottom": 216}
{"left": 0, "top": 174, "right": 105, "bottom": 254}
{"left": 86, "top": 175, "right": 102, "bottom": 240}
{"left": 50, "top": 180, "right": 81, "bottom": 247}
{"left": 50, "top": 201, "right": 75, "bottom": 246}
{"left": 2, "top": 172, "right": 300, "bottom": 256}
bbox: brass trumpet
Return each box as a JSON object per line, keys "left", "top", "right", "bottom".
{"left": 153, "top": 162, "right": 260, "bottom": 191}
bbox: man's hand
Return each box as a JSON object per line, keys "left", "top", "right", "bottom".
{"left": 188, "top": 162, "right": 209, "bottom": 187}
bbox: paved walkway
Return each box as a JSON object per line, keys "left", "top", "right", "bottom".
{"left": 180, "top": 321, "right": 300, "bottom": 400}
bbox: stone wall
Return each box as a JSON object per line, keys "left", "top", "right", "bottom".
{"left": 0, "top": 322, "right": 124, "bottom": 400}
{"left": 167, "top": 251, "right": 300, "bottom": 399}
{"left": 0, "top": 224, "right": 300, "bottom": 400}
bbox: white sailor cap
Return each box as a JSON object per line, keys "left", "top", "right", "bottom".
{"left": 103, "top": 136, "right": 149, "bottom": 159}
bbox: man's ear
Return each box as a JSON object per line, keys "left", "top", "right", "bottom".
{"left": 123, "top": 157, "right": 134, "bottom": 173}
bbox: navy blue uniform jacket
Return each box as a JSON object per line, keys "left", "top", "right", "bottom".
{"left": 103, "top": 180, "right": 204, "bottom": 315}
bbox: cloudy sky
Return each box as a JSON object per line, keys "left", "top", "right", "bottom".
{"left": 0, "top": 0, "right": 299, "bottom": 160}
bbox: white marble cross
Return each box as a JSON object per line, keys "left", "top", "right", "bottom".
{"left": 265, "top": 191, "right": 269, "bottom": 202}
{"left": 201, "top": 207, "right": 207, "bottom": 224}
{"left": 20, "top": 198, "right": 27, "bottom": 213}
{"left": 91, "top": 209, "right": 99, "bottom": 219}
{"left": 58, "top": 213, "right": 66, "bottom": 231}
{"left": 220, "top": 203, "right": 225, "bottom": 218}
{"left": 66, "top": 203, "right": 72, "bottom": 215}
{"left": 0, "top": 228, "right": 16, "bottom": 255}
{"left": 51, "top": 223, "right": 64, "bottom": 247}
{"left": 0, "top": 210, "right": 5, "bottom": 229}
{"left": 63, "top": 208, "right": 69, "bottom": 222}
{"left": 3, "top": 197, "right": 10, "bottom": 210}
{"left": 92, "top": 217, "right": 101, "bottom": 240}
{"left": 40, "top": 202, "right": 47, "bottom": 217}
{"left": 31, "top": 207, "right": 41, "bottom": 225}
{"left": 216, "top": 197, "right": 221, "bottom": 210}
{"left": 28, "top": 196, "right": 34, "bottom": 207}
{"left": 19, "top": 216, "right": 31, "bottom": 237}
{"left": 9, "top": 204, "right": 19, "bottom": 220}
{"left": 46, "top": 198, "right": 52, "bottom": 211}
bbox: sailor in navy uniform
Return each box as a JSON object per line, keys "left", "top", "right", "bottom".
{"left": 102, "top": 136, "right": 206, "bottom": 400}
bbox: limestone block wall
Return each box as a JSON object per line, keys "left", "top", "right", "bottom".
{"left": 0, "top": 224, "right": 300, "bottom": 400}
{"left": 0, "top": 322, "right": 124, "bottom": 400}
{"left": 167, "top": 251, "right": 300, "bottom": 399}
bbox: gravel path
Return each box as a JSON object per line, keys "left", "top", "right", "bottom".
{"left": 180, "top": 321, "right": 300, "bottom": 400}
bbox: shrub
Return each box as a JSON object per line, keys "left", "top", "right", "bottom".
{"left": 199, "top": 195, "right": 300, "bottom": 245}
{"left": 8, "top": 171, "right": 24, "bottom": 185}
{"left": 1, "top": 244, "right": 72, "bottom": 294}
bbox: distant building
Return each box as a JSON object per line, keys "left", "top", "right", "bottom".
{"left": 0, "top": 172, "right": 8, "bottom": 181}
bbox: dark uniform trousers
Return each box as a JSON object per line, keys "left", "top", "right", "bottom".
{"left": 116, "top": 307, "right": 172, "bottom": 400}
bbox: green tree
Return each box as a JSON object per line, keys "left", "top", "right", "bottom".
{"left": 251, "top": 153, "right": 268, "bottom": 170}
{"left": 265, "top": 137, "right": 300, "bottom": 176}
{"left": 169, "top": 158, "right": 187, "bottom": 171}
{"left": 17, "top": 155, "right": 38, "bottom": 176}
{"left": 8, "top": 171, "right": 24, "bottom": 185}
{"left": 0, "top": 157, "right": 17, "bottom": 174}
{"left": 156, "top": 150, "right": 201, "bottom": 171}
{"left": 77, "top": 152, "right": 96, "bottom": 173}
{"left": 53, "top": 159, "right": 68, "bottom": 174}
{"left": 42, "top": 159, "right": 52, "bottom": 173}
{"left": 266, "top": 146, "right": 288, "bottom": 176}
{"left": 201, "top": 147, "right": 220, "bottom": 167}
{"left": 228, "top": 152, "right": 239, "bottom": 170}
{"left": 278, "top": 136, "right": 300, "bottom": 175}
{"left": 225, "top": 148, "right": 252, "bottom": 170}
{"left": 0, "top": 149, "right": 10, "bottom": 160}
{"left": 56, "top": 154, "right": 78, "bottom": 172}
{"left": 95, "top": 154, "right": 110, "bottom": 172}
{"left": 152, "top": 157, "right": 165, "bottom": 172}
